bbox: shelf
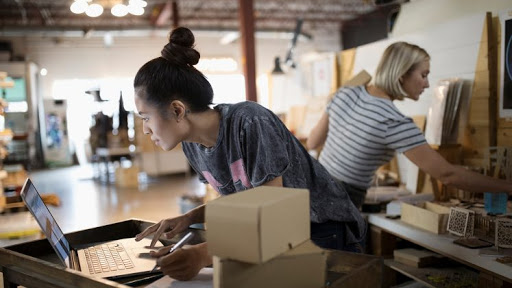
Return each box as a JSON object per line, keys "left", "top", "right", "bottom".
{"left": 368, "top": 214, "right": 512, "bottom": 283}
{"left": 385, "top": 259, "right": 479, "bottom": 288}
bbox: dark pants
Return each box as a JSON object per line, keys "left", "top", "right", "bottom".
{"left": 310, "top": 221, "right": 364, "bottom": 253}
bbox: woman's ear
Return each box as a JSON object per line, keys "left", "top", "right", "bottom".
{"left": 170, "top": 100, "right": 187, "bottom": 121}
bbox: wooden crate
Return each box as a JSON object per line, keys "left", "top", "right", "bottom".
{"left": 401, "top": 202, "right": 451, "bottom": 234}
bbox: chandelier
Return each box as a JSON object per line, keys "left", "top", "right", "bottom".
{"left": 70, "top": 0, "right": 148, "bottom": 18}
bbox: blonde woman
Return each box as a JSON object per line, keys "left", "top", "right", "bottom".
{"left": 308, "top": 42, "right": 512, "bottom": 209}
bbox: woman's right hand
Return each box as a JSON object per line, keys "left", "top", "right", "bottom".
{"left": 151, "top": 242, "right": 211, "bottom": 281}
{"left": 135, "top": 214, "right": 193, "bottom": 248}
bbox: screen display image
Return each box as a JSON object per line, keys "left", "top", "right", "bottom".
{"left": 22, "top": 181, "right": 71, "bottom": 267}
{"left": 500, "top": 11, "right": 512, "bottom": 117}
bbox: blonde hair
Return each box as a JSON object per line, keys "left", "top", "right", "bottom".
{"left": 373, "top": 42, "right": 430, "bottom": 100}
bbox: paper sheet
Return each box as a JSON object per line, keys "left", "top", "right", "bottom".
{"left": 146, "top": 267, "right": 213, "bottom": 288}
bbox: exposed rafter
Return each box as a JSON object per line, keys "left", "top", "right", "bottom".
{"left": 0, "top": 0, "right": 385, "bottom": 36}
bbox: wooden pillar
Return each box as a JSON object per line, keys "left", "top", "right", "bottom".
{"left": 238, "top": 0, "right": 257, "bottom": 102}
{"left": 171, "top": 0, "right": 179, "bottom": 29}
{"left": 486, "top": 12, "right": 497, "bottom": 147}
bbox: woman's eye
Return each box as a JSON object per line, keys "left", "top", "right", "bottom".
{"left": 142, "top": 117, "right": 149, "bottom": 122}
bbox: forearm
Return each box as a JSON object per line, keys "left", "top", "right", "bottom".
{"left": 307, "top": 129, "right": 326, "bottom": 150}
{"left": 440, "top": 165, "right": 512, "bottom": 194}
{"left": 307, "top": 113, "right": 328, "bottom": 150}
{"left": 406, "top": 144, "right": 512, "bottom": 195}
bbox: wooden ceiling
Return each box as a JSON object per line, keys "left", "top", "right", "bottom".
{"left": 0, "top": 0, "right": 400, "bottom": 36}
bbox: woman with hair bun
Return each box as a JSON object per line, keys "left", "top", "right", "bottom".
{"left": 133, "top": 27, "right": 366, "bottom": 281}
{"left": 308, "top": 41, "right": 512, "bottom": 209}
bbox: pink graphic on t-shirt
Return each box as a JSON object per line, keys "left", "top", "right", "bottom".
{"left": 202, "top": 171, "right": 221, "bottom": 192}
{"left": 201, "top": 159, "right": 251, "bottom": 192}
{"left": 230, "top": 159, "right": 252, "bottom": 188}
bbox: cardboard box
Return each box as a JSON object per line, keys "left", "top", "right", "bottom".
{"left": 213, "top": 240, "right": 326, "bottom": 288}
{"left": 401, "top": 202, "right": 451, "bottom": 234}
{"left": 206, "top": 186, "right": 310, "bottom": 263}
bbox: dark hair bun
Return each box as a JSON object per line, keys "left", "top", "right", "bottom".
{"left": 161, "top": 27, "right": 200, "bottom": 66}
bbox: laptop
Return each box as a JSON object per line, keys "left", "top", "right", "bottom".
{"left": 20, "top": 178, "right": 160, "bottom": 279}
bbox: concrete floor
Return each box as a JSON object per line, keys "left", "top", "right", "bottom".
{"left": 28, "top": 164, "right": 206, "bottom": 234}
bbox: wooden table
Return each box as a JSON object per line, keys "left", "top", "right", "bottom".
{"left": 368, "top": 213, "right": 512, "bottom": 287}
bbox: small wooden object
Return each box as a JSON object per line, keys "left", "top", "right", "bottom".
{"left": 495, "top": 218, "right": 512, "bottom": 249}
{"left": 393, "top": 248, "right": 444, "bottom": 268}
{"left": 401, "top": 202, "right": 451, "bottom": 234}
{"left": 447, "top": 207, "right": 475, "bottom": 237}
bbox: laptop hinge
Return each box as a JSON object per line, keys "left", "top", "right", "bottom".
{"left": 70, "top": 250, "right": 81, "bottom": 271}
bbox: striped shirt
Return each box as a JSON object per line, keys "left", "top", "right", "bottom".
{"left": 319, "top": 85, "right": 426, "bottom": 188}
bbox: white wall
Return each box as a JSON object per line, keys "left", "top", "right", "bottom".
{"left": 353, "top": 0, "right": 511, "bottom": 117}
{"left": 350, "top": 0, "right": 511, "bottom": 190}
{"left": 1, "top": 28, "right": 340, "bottom": 100}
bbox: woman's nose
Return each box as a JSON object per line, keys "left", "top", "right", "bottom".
{"left": 142, "top": 125, "right": 151, "bottom": 135}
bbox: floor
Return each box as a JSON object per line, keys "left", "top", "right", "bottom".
{"left": 27, "top": 164, "right": 206, "bottom": 234}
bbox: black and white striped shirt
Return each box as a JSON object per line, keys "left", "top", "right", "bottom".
{"left": 319, "top": 85, "right": 426, "bottom": 188}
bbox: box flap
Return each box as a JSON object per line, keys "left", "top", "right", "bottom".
{"left": 206, "top": 186, "right": 310, "bottom": 263}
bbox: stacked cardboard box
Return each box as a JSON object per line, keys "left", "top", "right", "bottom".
{"left": 206, "top": 186, "right": 326, "bottom": 288}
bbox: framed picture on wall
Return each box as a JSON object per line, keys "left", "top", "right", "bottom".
{"left": 500, "top": 10, "right": 512, "bottom": 118}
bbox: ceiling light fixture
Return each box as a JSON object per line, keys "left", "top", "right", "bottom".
{"left": 111, "top": 4, "right": 128, "bottom": 17}
{"left": 70, "top": 0, "right": 147, "bottom": 17}
{"left": 70, "top": 0, "right": 89, "bottom": 14}
{"left": 86, "top": 3, "right": 104, "bottom": 17}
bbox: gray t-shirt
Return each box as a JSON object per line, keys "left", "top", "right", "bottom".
{"left": 182, "top": 101, "right": 365, "bottom": 243}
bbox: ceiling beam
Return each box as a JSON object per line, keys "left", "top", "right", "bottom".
{"left": 239, "top": 0, "right": 257, "bottom": 102}
{"left": 171, "top": 0, "right": 179, "bottom": 29}
{"left": 152, "top": 1, "right": 172, "bottom": 27}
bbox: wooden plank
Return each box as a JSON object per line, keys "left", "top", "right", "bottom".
{"left": 464, "top": 13, "right": 496, "bottom": 154}
{"left": 497, "top": 128, "right": 512, "bottom": 146}
{"left": 393, "top": 248, "right": 444, "bottom": 268}
{"left": 339, "top": 48, "right": 356, "bottom": 86}
{"left": 498, "top": 118, "right": 512, "bottom": 129}
{"left": 472, "top": 87, "right": 491, "bottom": 99}
{"left": 462, "top": 124, "right": 490, "bottom": 160}
{"left": 472, "top": 71, "right": 490, "bottom": 98}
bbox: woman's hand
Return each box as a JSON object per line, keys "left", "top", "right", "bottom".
{"left": 152, "top": 242, "right": 211, "bottom": 281}
{"left": 135, "top": 214, "right": 193, "bottom": 248}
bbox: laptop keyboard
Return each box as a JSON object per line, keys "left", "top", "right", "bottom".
{"left": 83, "top": 242, "right": 135, "bottom": 274}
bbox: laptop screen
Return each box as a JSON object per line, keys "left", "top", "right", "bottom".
{"left": 21, "top": 179, "right": 71, "bottom": 268}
